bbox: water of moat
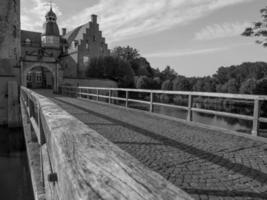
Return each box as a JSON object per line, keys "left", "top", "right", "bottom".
{"left": 122, "top": 101, "right": 267, "bottom": 138}
{"left": 0, "top": 127, "right": 34, "bottom": 200}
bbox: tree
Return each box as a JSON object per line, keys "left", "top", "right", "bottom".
{"left": 226, "top": 79, "right": 239, "bottom": 94}
{"left": 161, "top": 80, "right": 173, "bottom": 90}
{"left": 131, "top": 57, "right": 154, "bottom": 77}
{"left": 112, "top": 46, "right": 140, "bottom": 62}
{"left": 86, "top": 56, "right": 135, "bottom": 88}
{"left": 242, "top": 6, "right": 267, "bottom": 47}
{"left": 239, "top": 79, "right": 257, "bottom": 94}
{"left": 136, "top": 76, "right": 153, "bottom": 89}
{"left": 172, "top": 76, "right": 191, "bottom": 91}
{"left": 160, "top": 66, "right": 177, "bottom": 81}
{"left": 254, "top": 78, "right": 267, "bottom": 95}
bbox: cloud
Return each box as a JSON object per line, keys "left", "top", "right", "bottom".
{"left": 21, "top": 0, "right": 253, "bottom": 42}
{"left": 144, "top": 47, "right": 228, "bottom": 58}
{"left": 63, "top": 0, "right": 253, "bottom": 43}
{"left": 144, "top": 42, "right": 253, "bottom": 58}
{"left": 194, "top": 22, "right": 250, "bottom": 40}
{"left": 21, "top": 0, "right": 62, "bottom": 31}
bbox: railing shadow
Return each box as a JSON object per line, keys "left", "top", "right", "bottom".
{"left": 54, "top": 98, "right": 267, "bottom": 193}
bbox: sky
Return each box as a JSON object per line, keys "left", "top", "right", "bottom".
{"left": 21, "top": 0, "right": 267, "bottom": 77}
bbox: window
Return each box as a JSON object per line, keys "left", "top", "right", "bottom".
{"left": 27, "top": 73, "right": 32, "bottom": 81}
{"left": 25, "top": 38, "right": 31, "bottom": 45}
{"left": 74, "top": 40, "right": 79, "bottom": 47}
{"left": 93, "top": 35, "right": 96, "bottom": 42}
{"left": 83, "top": 56, "right": 89, "bottom": 64}
{"left": 35, "top": 72, "right": 42, "bottom": 82}
{"left": 13, "top": 25, "right": 17, "bottom": 38}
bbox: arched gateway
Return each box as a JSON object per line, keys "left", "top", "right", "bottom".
{"left": 20, "top": 6, "right": 64, "bottom": 93}
{"left": 22, "top": 62, "right": 61, "bottom": 93}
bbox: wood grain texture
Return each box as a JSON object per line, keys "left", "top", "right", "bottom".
{"left": 22, "top": 87, "right": 193, "bottom": 200}
{"left": 21, "top": 97, "right": 46, "bottom": 200}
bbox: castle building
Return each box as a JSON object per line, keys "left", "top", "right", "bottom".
{"left": 21, "top": 6, "right": 110, "bottom": 90}
{"left": 62, "top": 15, "right": 110, "bottom": 78}
{"left": 0, "top": 0, "right": 112, "bottom": 125}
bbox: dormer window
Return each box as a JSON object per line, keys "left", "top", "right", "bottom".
{"left": 74, "top": 40, "right": 79, "bottom": 47}
{"left": 72, "top": 40, "right": 78, "bottom": 49}
{"left": 25, "top": 38, "right": 31, "bottom": 45}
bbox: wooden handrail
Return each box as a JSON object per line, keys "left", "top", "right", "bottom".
{"left": 61, "top": 86, "right": 267, "bottom": 137}
{"left": 73, "top": 86, "right": 267, "bottom": 100}
{"left": 20, "top": 86, "right": 193, "bottom": 200}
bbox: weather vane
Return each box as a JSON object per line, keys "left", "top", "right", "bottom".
{"left": 46, "top": 0, "right": 52, "bottom": 9}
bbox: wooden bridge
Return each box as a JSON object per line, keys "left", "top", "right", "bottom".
{"left": 20, "top": 86, "right": 267, "bottom": 200}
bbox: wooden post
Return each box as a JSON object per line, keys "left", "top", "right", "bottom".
{"left": 187, "top": 95, "right": 192, "bottom": 122}
{"left": 126, "top": 91, "right": 129, "bottom": 108}
{"left": 78, "top": 88, "right": 80, "bottom": 98}
{"left": 109, "top": 90, "right": 111, "bottom": 104}
{"left": 252, "top": 99, "right": 260, "bottom": 136}
{"left": 150, "top": 92, "right": 153, "bottom": 112}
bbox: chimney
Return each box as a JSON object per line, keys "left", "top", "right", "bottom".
{"left": 91, "top": 14, "right": 97, "bottom": 23}
{"left": 62, "top": 28, "right": 67, "bottom": 36}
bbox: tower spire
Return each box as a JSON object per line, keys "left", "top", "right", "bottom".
{"left": 50, "top": 0, "right": 52, "bottom": 10}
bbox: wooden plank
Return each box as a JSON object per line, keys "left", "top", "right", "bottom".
{"left": 20, "top": 97, "right": 46, "bottom": 200}
{"left": 30, "top": 117, "right": 41, "bottom": 144}
{"left": 75, "top": 86, "right": 267, "bottom": 100}
{"left": 79, "top": 92, "right": 109, "bottom": 99}
{"left": 259, "top": 117, "right": 267, "bottom": 123}
{"left": 192, "top": 108, "right": 254, "bottom": 121}
{"left": 41, "top": 144, "right": 60, "bottom": 200}
{"left": 153, "top": 102, "right": 188, "bottom": 110}
{"left": 23, "top": 86, "right": 193, "bottom": 200}
{"left": 110, "top": 96, "right": 127, "bottom": 101}
{"left": 252, "top": 99, "right": 260, "bottom": 136}
{"left": 128, "top": 98, "right": 150, "bottom": 105}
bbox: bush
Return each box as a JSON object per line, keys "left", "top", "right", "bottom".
{"left": 86, "top": 56, "right": 135, "bottom": 88}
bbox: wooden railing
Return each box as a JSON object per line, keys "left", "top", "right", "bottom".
{"left": 20, "top": 86, "right": 193, "bottom": 200}
{"left": 61, "top": 86, "right": 267, "bottom": 137}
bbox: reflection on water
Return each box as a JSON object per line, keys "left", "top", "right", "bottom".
{"left": 152, "top": 105, "right": 267, "bottom": 138}
{"left": 0, "top": 127, "right": 34, "bottom": 200}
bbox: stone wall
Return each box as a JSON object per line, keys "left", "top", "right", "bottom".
{"left": 0, "top": 76, "right": 17, "bottom": 125}
{"left": 0, "top": 0, "right": 21, "bottom": 125}
{"left": 0, "top": 0, "right": 20, "bottom": 76}
{"left": 63, "top": 15, "right": 110, "bottom": 78}
{"left": 77, "top": 16, "right": 110, "bottom": 76}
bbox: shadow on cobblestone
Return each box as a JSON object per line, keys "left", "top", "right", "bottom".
{"left": 56, "top": 99, "right": 267, "bottom": 185}
{"left": 52, "top": 98, "right": 267, "bottom": 199}
{"left": 184, "top": 188, "right": 267, "bottom": 198}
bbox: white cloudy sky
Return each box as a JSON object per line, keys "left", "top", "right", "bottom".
{"left": 21, "top": 0, "right": 267, "bottom": 77}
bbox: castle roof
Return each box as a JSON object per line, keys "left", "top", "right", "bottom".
{"left": 42, "top": 21, "right": 60, "bottom": 36}
{"left": 21, "top": 30, "right": 42, "bottom": 45}
{"left": 45, "top": 8, "right": 57, "bottom": 20}
{"left": 42, "top": 7, "right": 60, "bottom": 37}
{"left": 63, "top": 15, "right": 99, "bottom": 45}
{"left": 63, "top": 23, "right": 89, "bottom": 45}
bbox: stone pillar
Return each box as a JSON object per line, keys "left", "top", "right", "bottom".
{"left": 0, "top": 0, "right": 21, "bottom": 125}
{"left": 8, "top": 81, "right": 20, "bottom": 127}
{"left": 0, "top": 0, "right": 21, "bottom": 76}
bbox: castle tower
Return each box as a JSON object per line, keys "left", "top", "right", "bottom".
{"left": 42, "top": 6, "right": 60, "bottom": 49}
{"left": 0, "top": 0, "right": 21, "bottom": 75}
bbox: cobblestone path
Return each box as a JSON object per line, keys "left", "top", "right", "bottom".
{"left": 39, "top": 91, "right": 267, "bottom": 200}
